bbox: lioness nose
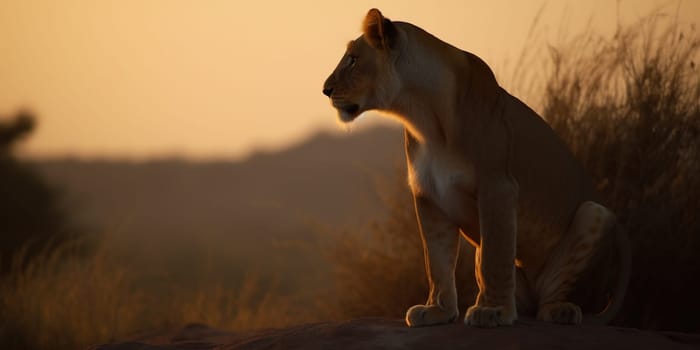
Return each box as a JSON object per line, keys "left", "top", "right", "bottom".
{"left": 322, "top": 88, "right": 333, "bottom": 97}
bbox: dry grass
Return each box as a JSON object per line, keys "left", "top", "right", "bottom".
{"left": 1, "top": 243, "right": 142, "bottom": 349}
{"left": 0, "top": 239, "right": 313, "bottom": 350}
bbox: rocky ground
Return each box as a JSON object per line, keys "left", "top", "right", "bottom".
{"left": 90, "top": 318, "right": 700, "bottom": 350}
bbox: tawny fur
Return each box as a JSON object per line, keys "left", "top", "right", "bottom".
{"left": 323, "top": 8, "right": 630, "bottom": 328}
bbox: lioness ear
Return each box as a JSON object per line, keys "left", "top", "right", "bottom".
{"left": 362, "top": 8, "right": 397, "bottom": 50}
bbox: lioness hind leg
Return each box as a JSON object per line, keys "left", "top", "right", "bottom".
{"left": 535, "top": 201, "right": 616, "bottom": 324}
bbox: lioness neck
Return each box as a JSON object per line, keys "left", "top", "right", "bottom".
{"left": 383, "top": 22, "right": 498, "bottom": 150}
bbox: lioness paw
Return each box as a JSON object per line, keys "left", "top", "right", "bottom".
{"left": 405, "top": 304, "right": 458, "bottom": 327}
{"left": 464, "top": 305, "right": 514, "bottom": 328}
{"left": 537, "top": 302, "right": 582, "bottom": 325}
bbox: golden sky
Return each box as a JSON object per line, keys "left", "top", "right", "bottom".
{"left": 1, "top": 0, "right": 698, "bottom": 159}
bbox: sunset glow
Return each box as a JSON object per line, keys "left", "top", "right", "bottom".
{"left": 1, "top": 0, "right": 698, "bottom": 159}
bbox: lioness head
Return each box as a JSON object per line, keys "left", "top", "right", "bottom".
{"left": 322, "top": 9, "right": 402, "bottom": 122}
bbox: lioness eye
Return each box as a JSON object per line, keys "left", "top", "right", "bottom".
{"left": 348, "top": 55, "right": 357, "bottom": 67}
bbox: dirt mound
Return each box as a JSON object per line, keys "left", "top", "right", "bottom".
{"left": 90, "top": 318, "right": 700, "bottom": 350}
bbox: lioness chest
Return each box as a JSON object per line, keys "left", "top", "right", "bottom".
{"left": 407, "top": 145, "right": 478, "bottom": 229}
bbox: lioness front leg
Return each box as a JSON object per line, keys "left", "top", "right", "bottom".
{"left": 405, "top": 196, "right": 460, "bottom": 327}
{"left": 465, "top": 179, "right": 518, "bottom": 327}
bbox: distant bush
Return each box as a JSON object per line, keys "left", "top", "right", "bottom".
{"left": 0, "top": 111, "right": 81, "bottom": 274}
{"left": 327, "top": 13, "right": 700, "bottom": 332}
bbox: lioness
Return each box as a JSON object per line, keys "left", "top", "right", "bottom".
{"left": 322, "top": 9, "right": 630, "bottom": 328}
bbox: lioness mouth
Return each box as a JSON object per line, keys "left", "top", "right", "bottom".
{"left": 341, "top": 104, "right": 359, "bottom": 114}
{"left": 334, "top": 102, "right": 361, "bottom": 122}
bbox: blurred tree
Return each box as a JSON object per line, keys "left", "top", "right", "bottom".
{"left": 0, "top": 111, "right": 79, "bottom": 274}
{"left": 0, "top": 111, "right": 35, "bottom": 155}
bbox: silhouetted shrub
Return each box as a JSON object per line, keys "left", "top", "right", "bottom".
{"left": 543, "top": 14, "right": 700, "bottom": 331}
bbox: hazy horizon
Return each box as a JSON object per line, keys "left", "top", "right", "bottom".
{"left": 2, "top": 0, "right": 699, "bottom": 160}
